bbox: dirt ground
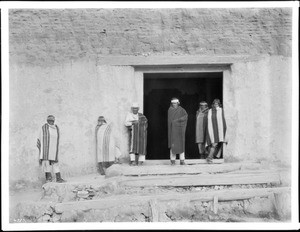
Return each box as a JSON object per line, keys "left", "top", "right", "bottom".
{"left": 8, "top": 162, "right": 291, "bottom": 223}
{"left": 9, "top": 184, "right": 288, "bottom": 223}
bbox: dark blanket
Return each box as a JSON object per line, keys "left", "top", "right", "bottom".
{"left": 131, "top": 113, "right": 148, "bottom": 155}
{"left": 195, "top": 108, "right": 209, "bottom": 143}
{"left": 168, "top": 106, "right": 188, "bottom": 154}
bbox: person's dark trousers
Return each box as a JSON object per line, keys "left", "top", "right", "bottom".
{"left": 98, "top": 162, "right": 115, "bottom": 175}
{"left": 45, "top": 172, "right": 52, "bottom": 182}
{"left": 206, "top": 143, "right": 217, "bottom": 163}
{"left": 98, "top": 162, "right": 105, "bottom": 175}
{"left": 215, "top": 143, "right": 223, "bottom": 159}
{"left": 104, "top": 161, "right": 114, "bottom": 169}
{"left": 56, "top": 172, "right": 66, "bottom": 183}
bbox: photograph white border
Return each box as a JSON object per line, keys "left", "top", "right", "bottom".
{"left": 1, "top": 1, "right": 299, "bottom": 230}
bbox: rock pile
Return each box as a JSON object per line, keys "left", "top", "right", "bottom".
{"left": 72, "top": 186, "right": 96, "bottom": 201}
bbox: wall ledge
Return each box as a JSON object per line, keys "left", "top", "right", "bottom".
{"left": 97, "top": 54, "right": 270, "bottom": 66}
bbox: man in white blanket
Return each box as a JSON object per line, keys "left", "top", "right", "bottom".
{"left": 95, "top": 116, "right": 121, "bottom": 175}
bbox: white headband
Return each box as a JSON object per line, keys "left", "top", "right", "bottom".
{"left": 171, "top": 99, "right": 179, "bottom": 103}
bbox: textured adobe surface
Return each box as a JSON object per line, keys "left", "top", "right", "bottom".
{"left": 9, "top": 8, "right": 292, "bottom": 66}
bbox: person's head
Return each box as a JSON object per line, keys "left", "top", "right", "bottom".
{"left": 97, "top": 116, "right": 106, "bottom": 126}
{"left": 131, "top": 102, "right": 139, "bottom": 114}
{"left": 47, "top": 115, "right": 55, "bottom": 125}
{"left": 171, "top": 98, "right": 180, "bottom": 109}
{"left": 212, "top": 99, "right": 222, "bottom": 109}
{"left": 199, "top": 101, "right": 208, "bottom": 111}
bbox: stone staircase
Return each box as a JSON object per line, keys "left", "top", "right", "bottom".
{"left": 10, "top": 161, "right": 291, "bottom": 223}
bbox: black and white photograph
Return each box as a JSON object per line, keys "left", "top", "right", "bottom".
{"left": 1, "top": 1, "right": 299, "bottom": 230}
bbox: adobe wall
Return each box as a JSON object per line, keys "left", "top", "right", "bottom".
{"left": 9, "top": 8, "right": 293, "bottom": 186}
{"left": 10, "top": 8, "right": 292, "bottom": 65}
{"left": 224, "top": 56, "right": 292, "bottom": 164}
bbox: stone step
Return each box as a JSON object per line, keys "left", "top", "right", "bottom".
{"left": 41, "top": 167, "right": 289, "bottom": 203}
{"left": 105, "top": 162, "right": 264, "bottom": 177}
{"left": 143, "top": 159, "right": 225, "bottom": 165}
{"left": 118, "top": 170, "right": 282, "bottom": 187}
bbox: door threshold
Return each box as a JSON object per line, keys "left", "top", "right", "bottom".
{"left": 144, "top": 159, "right": 224, "bottom": 165}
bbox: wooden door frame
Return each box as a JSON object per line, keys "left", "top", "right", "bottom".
{"left": 134, "top": 64, "right": 231, "bottom": 164}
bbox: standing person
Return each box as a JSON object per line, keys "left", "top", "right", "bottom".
{"left": 168, "top": 98, "right": 188, "bottom": 165}
{"left": 206, "top": 99, "right": 227, "bottom": 164}
{"left": 36, "top": 115, "right": 66, "bottom": 183}
{"left": 95, "top": 116, "right": 121, "bottom": 175}
{"left": 125, "top": 103, "right": 148, "bottom": 166}
{"left": 196, "top": 101, "right": 209, "bottom": 159}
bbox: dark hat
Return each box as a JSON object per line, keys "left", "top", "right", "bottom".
{"left": 47, "top": 115, "right": 55, "bottom": 120}
{"left": 98, "top": 116, "right": 106, "bottom": 121}
{"left": 212, "top": 99, "right": 221, "bottom": 105}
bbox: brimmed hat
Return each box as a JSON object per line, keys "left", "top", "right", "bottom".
{"left": 131, "top": 102, "right": 139, "bottom": 108}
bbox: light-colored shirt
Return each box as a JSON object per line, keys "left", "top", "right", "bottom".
{"left": 124, "top": 112, "right": 139, "bottom": 127}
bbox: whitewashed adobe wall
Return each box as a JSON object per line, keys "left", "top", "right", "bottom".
{"left": 224, "top": 55, "right": 291, "bottom": 164}
{"left": 9, "top": 62, "right": 138, "bottom": 186}
{"left": 9, "top": 8, "right": 292, "bottom": 187}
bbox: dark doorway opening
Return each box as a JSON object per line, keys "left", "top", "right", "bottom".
{"left": 144, "top": 72, "right": 223, "bottom": 160}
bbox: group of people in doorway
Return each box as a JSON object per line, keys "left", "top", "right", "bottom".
{"left": 36, "top": 98, "right": 227, "bottom": 182}
{"left": 123, "top": 97, "right": 227, "bottom": 166}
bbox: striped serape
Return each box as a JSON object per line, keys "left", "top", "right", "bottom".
{"left": 96, "top": 122, "right": 118, "bottom": 162}
{"left": 206, "top": 107, "right": 227, "bottom": 146}
{"left": 37, "top": 123, "right": 60, "bottom": 162}
{"left": 130, "top": 113, "right": 148, "bottom": 155}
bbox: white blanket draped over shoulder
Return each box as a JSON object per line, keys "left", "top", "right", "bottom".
{"left": 95, "top": 122, "right": 121, "bottom": 162}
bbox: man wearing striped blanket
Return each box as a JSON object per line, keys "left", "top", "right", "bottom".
{"left": 95, "top": 116, "right": 121, "bottom": 175}
{"left": 206, "top": 99, "right": 227, "bottom": 164}
{"left": 125, "top": 102, "right": 148, "bottom": 166}
{"left": 37, "top": 115, "right": 66, "bottom": 183}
